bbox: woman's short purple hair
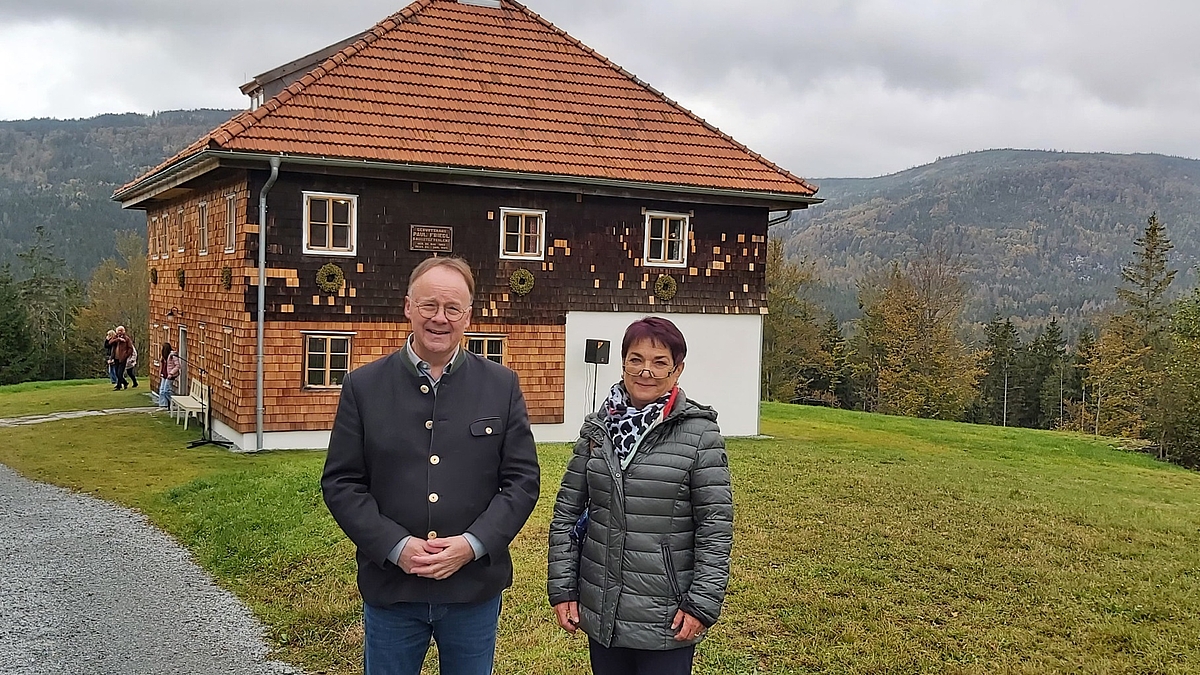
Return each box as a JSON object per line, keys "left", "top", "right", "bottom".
{"left": 622, "top": 316, "right": 687, "bottom": 365}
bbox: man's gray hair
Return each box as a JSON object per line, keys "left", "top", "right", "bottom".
{"left": 407, "top": 257, "right": 475, "bottom": 299}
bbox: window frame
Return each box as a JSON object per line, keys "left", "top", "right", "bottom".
{"left": 177, "top": 208, "right": 185, "bottom": 253}
{"left": 224, "top": 194, "right": 237, "bottom": 253}
{"left": 302, "top": 331, "right": 355, "bottom": 389}
{"left": 149, "top": 216, "right": 159, "bottom": 259}
{"left": 465, "top": 333, "right": 505, "bottom": 365}
{"left": 498, "top": 207, "right": 547, "bottom": 261}
{"left": 642, "top": 211, "right": 690, "bottom": 268}
{"left": 197, "top": 323, "right": 206, "bottom": 370}
{"left": 302, "top": 192, "right": 358, "bottom": 256}
{"left": 197, "top": 201, "right": 209, "bottom": 255}
{"left": 222, "top": 327, "right": 233, "bottom": 387}
{"left": 159, "top": 214, "right": 168, "bottom": 260}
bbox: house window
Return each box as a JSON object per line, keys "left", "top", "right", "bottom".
{"left": 466, "top": 334, "right": 504, "bottom": 365}
{"left": 224, "top": 195, "right": 237, "bottom": 253}
{"left": 197, "top": 323, "right": 206, "bottom": 369}
{"left": 198, "top": 202, "right": 209, "bottom": 255}
{"left": 305, "top": 334, "right": 352, "bottom": 387}
{"left": 643, "top": 211, "right": 689, "bottom": 267}
{"left": 159, "top": 214, "right": 168, "bottom": 259}
{"left": 303, "top": 192, "right": 357, "bottom": 255}
{"left": 222, "top": 327, "right": 233, "bottom": 387}
{"left": 499, "top": 208, "right": 545, "bottom": 260}
{"left": 149, "top": 217, "right": 158, "bottom": 258}
{"left": 177, "top": 208, "right": 185, "bottom": 253}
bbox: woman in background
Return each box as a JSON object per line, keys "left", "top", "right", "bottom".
{"left": 158, "top": 342, "right": 180, "bottom": 409}
{"left": 548, "top": 317, "right": 733, "bottom": 675}
{"left": 104, "top": 329, "right": 118, "bottom": 384}
{"left": 119, "top": 326, "right": 139, "bottom": 389}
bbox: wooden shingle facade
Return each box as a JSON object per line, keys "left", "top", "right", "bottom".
{"left": 118, "top": 0, "right": 819, "bottom": 449}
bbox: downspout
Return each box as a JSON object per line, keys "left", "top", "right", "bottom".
{"left": 256, "top": 157, "right": 281, "bottom": 451}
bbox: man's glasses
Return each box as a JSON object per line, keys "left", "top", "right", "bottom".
{"left": 415, "top": 302, "right": 470, "bottom": 322}
{"left": 622, "top": 359, "right": 678, "bottom": 380}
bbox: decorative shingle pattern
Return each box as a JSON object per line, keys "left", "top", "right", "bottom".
{"left": 122, "top": 0, "right": 816, "bottom": 197}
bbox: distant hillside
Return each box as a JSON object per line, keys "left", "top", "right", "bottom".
{"left": 4, "top": 117, "right": 1199, "bottom": 333}
{"left": 780, "top": 150, "right": 1200, "bottom": 333}
{"left": 0, "top": 110, "right": 237, "bottom": 278}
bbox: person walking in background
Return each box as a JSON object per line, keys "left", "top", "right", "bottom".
{"left": 111, "top": 327, "right": 133, "bottom": 390}
{"left": 322, "top": 256, "right": 540, "bottom": 675}
{"left": 158, "top": 342, "right": 180, "bottom": 409}
{"left": 104, "top": 329, "right": 118, "bottom": 384}
{"left": 120, "top": 326, "right": 139, "bottom": 389}
{"left": 548, "top": 317, "right": 733, "bottom": 675}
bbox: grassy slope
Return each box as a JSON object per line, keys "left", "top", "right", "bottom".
{"left": 1, "top": 387, "right": 1198, "bottom": 674}
{"left": 0, "top": 379, "right": 153, "bottom": 418}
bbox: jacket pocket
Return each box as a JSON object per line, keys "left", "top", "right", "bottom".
{"left": 469, "top": 417, "right": 503, "bottom": 437}
{"left": 661, "top": 542, "right": 682, "bottom": 600}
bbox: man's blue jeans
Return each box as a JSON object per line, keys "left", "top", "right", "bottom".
{"left": 363, "top": 594, "right": 501, "bottom": 675}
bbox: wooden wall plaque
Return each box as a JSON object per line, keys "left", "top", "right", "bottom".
{"left": 410, "top": 225, "right": 453, "bottom": 252}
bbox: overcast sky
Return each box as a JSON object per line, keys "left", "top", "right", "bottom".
{"left": 1, "top": 0, "right": 1197, "bottom": 178}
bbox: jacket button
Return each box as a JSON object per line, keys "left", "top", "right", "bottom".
{"left": 427, "top": 530, "right": 438, "bottom": 539}
{"left": 430, "top": 455, "right": 440, "bottom": 465}
{"left": 428, "top": 493, "right": 439, "bottom": 503}
{"left": 420, "top": 384, "right": 430, "bottom": 394}
{"left": 425, "top": 420, "right": 433, "bottom": 430}
{"left": 485, "top": 427, "right": 493, "bottom": 435}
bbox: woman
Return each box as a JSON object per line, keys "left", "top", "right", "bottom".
{"left": 111, "top": 326, "right": 134, "bottom": 390}
{"left": 121, "top": 327, "right": 139, "bottom": 389}
{"left": 158, "top": 342, "right": 180, "bottom": 409}
{"left": 104, "top": 329, "right": 118, "bottom": 384}
{"left": 548, "top": 317, "right": 733, "bottom": 675}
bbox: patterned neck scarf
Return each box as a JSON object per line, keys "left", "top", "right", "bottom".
{"left": 604, "top": 382, "right": 676, "bottom": 470}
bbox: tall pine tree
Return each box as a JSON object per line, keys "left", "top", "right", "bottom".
{"left": 1116, "top": 212, "right": 1176, "bottom": 349}
{"left": 0, "top": 266, "right": 36, "bottom": 385}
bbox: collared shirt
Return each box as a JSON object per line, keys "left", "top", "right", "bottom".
{"left": 404, "top": 334, "right": 459, "bottom": 393}
{"left": 388, "top": 335, "right": 485, "bottom": 567}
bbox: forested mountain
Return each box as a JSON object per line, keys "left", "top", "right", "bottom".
{"left": 779, "top": 150, "right": 1200, "bottom": 333}
{"left": 4, "top": 113, "right": 1199, "bottom": 336}
{"left": 0, "top": 110, "right": 237, "bottom": 278}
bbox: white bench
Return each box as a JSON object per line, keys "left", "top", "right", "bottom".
{"left": 170, "top": 380, "right": 209, "bottom": 430}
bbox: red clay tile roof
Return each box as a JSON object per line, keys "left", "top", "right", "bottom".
{"left": 119, "top": 0, "right": 817, "bottom": 198}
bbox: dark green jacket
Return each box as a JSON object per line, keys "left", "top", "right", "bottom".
{"left": 547, "top": 392, "right": 733, "bottom": 650}
{"left": 322, "top": 349, "right": 540, "bottom": 606}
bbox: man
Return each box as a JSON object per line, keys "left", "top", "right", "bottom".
{"left": 322, "top": 257, "right": 540, "bottom": 675}
{"left": 111, "top": 326, "right": 134, "bottom": 390}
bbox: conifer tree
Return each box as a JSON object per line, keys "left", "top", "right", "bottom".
{"left": 976, "top": 314, "right": 1020, "bottom": 426}
{"left": 1161, "top": 288, "right": 1200, "bottom": 467}
{"left": 1116, "top": 212, "right": 1176, "bottom": 349}
{"left": 0, "top": 267, "right": 36, "bottom": 385}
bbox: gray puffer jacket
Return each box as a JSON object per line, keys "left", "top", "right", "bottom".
{"left": 547, "top": 391, "right": 733, "bottom": 650}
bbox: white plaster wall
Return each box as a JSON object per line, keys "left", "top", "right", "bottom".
{"left": 213, "top": 418, "right": 330, "bottom": 452}
{"left": 532, "top": 311, "right": 763, "bottom": 443}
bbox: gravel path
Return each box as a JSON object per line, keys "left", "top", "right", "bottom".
{"left": 0, "top": 463, "right": 299, "bottom": 675}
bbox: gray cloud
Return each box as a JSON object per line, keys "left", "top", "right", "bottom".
{"left": 1, "top": 0, "right": 1198, "bottom": 177}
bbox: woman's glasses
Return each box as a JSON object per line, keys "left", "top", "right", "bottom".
{"left": 622, "top": 359, "right": 678, "bottom": 380}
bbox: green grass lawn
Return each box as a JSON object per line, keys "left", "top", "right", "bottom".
{"left": 1, "top": 387, "right": 1199, "bottom": 674}
{"left": 0, "top": 378, "right": 153, "bottom": 418}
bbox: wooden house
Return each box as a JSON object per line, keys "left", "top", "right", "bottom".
{"left": 113, "top": 0, "right": 821, "bottom": 450}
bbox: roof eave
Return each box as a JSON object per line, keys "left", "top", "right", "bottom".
{"left": 113, "top": 151, "right": 220, "bottom": 208}
{"left": 115, "top": 149, "right": 822, "bottom": 209}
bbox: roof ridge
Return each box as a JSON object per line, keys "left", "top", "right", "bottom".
{"left": 501, "top": 0, "right": 818, "bottom": 196}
